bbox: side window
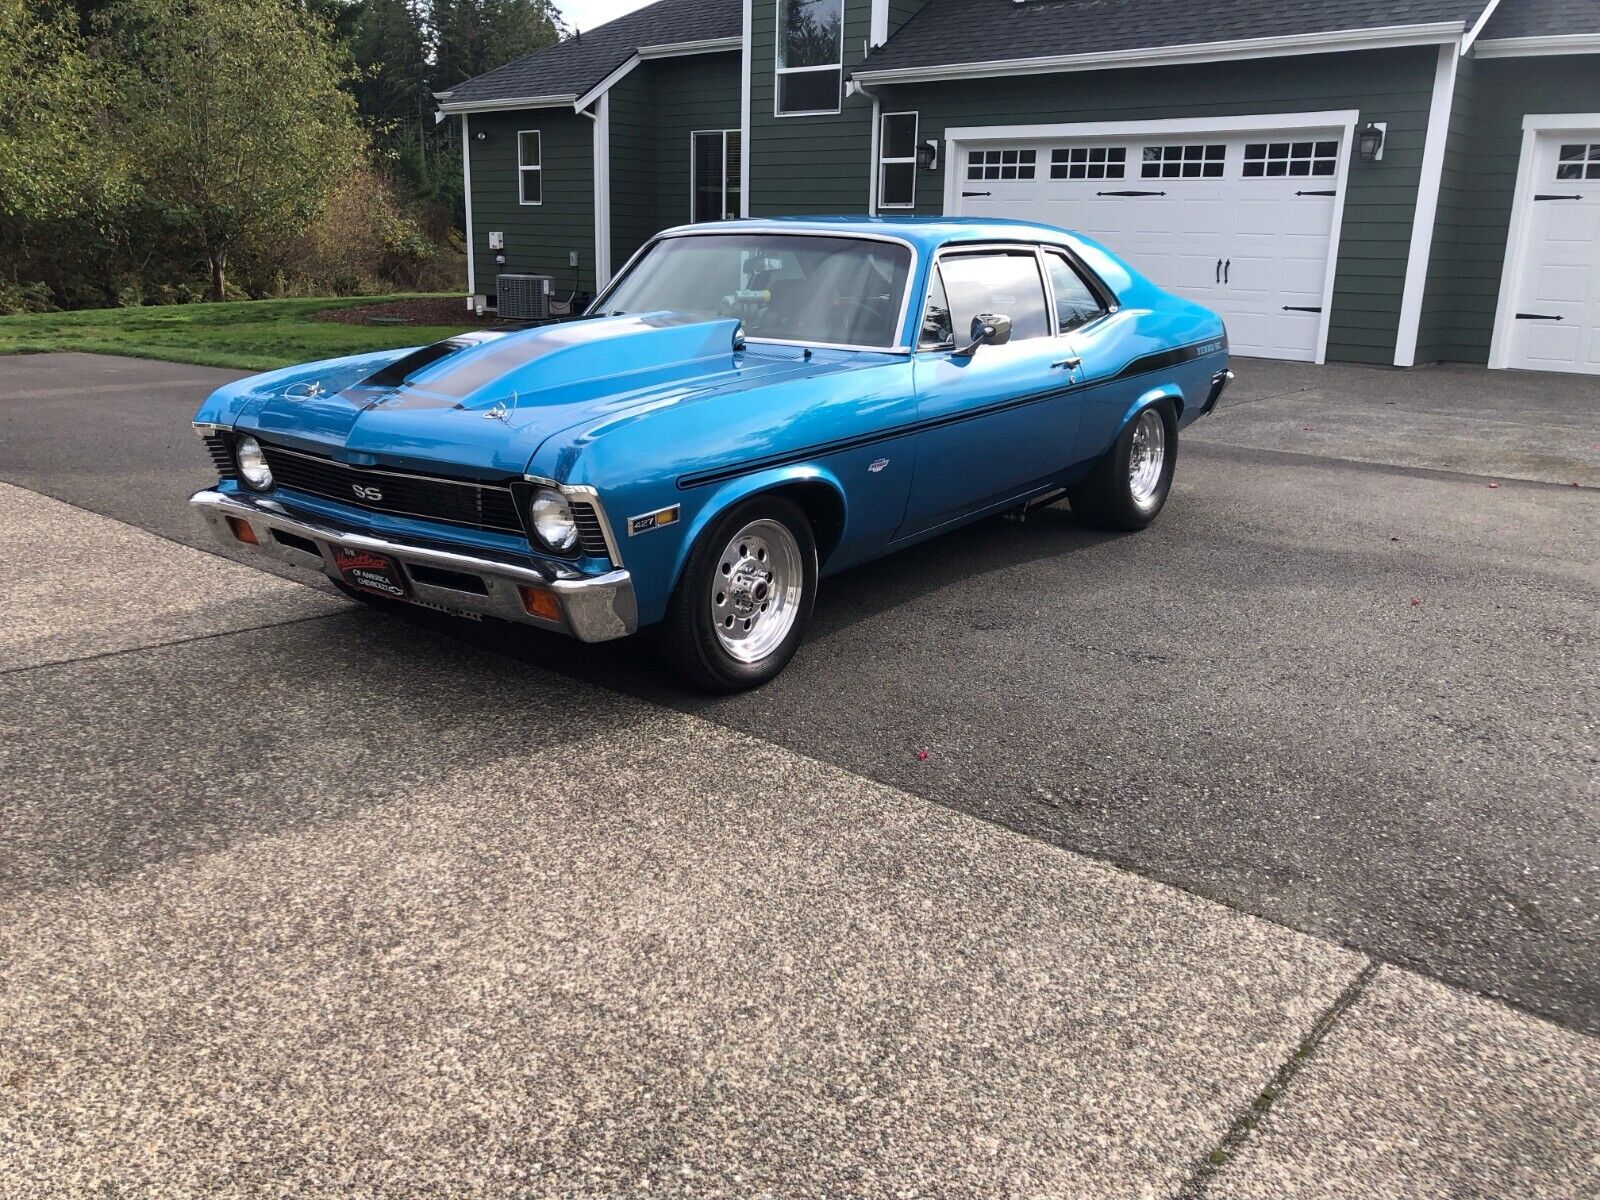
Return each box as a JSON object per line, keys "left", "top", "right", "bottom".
{"left": 936, "top": 252, "right": 1050, "bottom": 343}
{"left": 517, "top": 131, "right": 542, "bottom": 205}
{"left": 1044, "top": 250, "right": 1107, "bottom": 333}
{"left": 920, "top": 267, "right": 953, "bottom": 347}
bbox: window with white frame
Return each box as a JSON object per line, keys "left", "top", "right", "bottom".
{"left": 1242, "top": 139, "right": 1338, "bottom": 178}
{"left": 967, "top": 148, "right": 1036, "bottom": 181}
{"left": 878, "top": 112, "right": 918, "bottom": 209}
{"left": 1141, "top": 143, "right": 1224, "bottom": 179}
{"left": 1051, "top": 146, "right": 1126, "bottom": 180}
{"left": 1556, "top": 143, "right": 1600, "bottom": 180}
{"left": 692, "top": 130, "right": 742, "bottom": 222}
{"left": 517, "top": 131, "right": 542, "bottom": 205}
{"left": 775, "top": 0, "right": 842, "bottom": 116}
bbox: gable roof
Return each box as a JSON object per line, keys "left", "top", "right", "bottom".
{"left": 438, "top": 0, "right": 741, "bottom": 111}
{"left": 1478, "top": 0, "right": 1600, "bottom": 40}
{"left": 855, "top": 0, "right": 1492, "bottom": 81}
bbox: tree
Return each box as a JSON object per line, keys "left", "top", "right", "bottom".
{"left": 433, "top": 0, "right": 562, "bottom": 90}
{"left": 121, "top": 0, "right": 367, "bottom": 299}
{"left": 0, "top": 0, "right": 119, "bottom": 225}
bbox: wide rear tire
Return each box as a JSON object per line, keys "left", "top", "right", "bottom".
{"left": 1068, "top": 401, "right": 1178, "bottom": 531}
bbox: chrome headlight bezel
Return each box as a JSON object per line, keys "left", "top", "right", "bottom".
{"left": 528, "top": 487, "right": 579, "bottom": 554}
{"left": 235, "top": 435, "right": 273, "bottom": 491}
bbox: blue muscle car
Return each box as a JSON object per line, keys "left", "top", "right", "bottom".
{"left": 191, "top": 217, "right": 1229, "bottom": 690}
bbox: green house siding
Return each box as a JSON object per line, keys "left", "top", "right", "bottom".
{"left": 748, "top": 0, "right": 875, "bottom": 216}
{"left": 649, "top": 53, "right": 744, "bottom": 237}
{"left": 872, "top": 46, "right": 1443, "bottom": 364}
{"left": 1417, "top": 55, "right": 1600, "bottom": 364}
{"left": 467, "top": 108, "right": 596, "bottom": 298}
{"left": 609, "top": 67, "right": 658, "bottom": 272}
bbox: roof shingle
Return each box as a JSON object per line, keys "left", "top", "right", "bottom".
{"left": 443, "top": 0, "right": 741, "bottom": 106}
{"left": 1479, "top": 0, "right": 1600, "bottom": 40}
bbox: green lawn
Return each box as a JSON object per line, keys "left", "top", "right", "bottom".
{"left": 0, "top": 296, "right": 477, "bottom": 372}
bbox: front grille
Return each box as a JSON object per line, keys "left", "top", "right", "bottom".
{"left": 259, "top": 443, "right": 524, "bottom": 536}
{"left": 569, "top": 501, "right": 610, "bottom": 558}
{"left": 202, "top": 433, "right": 237, "bottom": 480}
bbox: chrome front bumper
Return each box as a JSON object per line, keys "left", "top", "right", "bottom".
{"left": 190, "top": 488, "right": 637, "bottom": 642}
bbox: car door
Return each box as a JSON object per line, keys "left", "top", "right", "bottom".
{"left": 1038, "top": 245, "right": 1122, "bottom": 465}
{"left": 898, "top": 246, "right": 1086, "bottom": 537}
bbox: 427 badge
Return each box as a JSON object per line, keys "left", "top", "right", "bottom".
{"left": 628, "top": 504, "right": 681, "bottom": 536}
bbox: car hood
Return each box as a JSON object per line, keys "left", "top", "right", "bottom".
{"left": 230, "top": 313, "right": 834, "bottom": 478}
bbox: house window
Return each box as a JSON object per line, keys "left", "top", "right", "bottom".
{"left": 517, "top": 131, "right": 542, "bottom": 205}
{"left": 967, "top": 149, "right": 1036, "bottom": 181}
{"left": 1243, "top": 140, "right": 1338, "bottom": 178}
{"left": 1556, "top": 143, "right": 1600, "bottom": 180}
{"left": 1141, "top": 143, "right": 1224, "bottom": 179}
{"left": 1051, "top": 146, "right": 1126, "bottom": 180}
{"left": 692, "top": 130, "right": 742, "bottom": 222}
{"left": 775, "top": 0, "right": 842, "bottom": 116}
{"left": 878, "top": 112, "right": 918, "bottom": 209}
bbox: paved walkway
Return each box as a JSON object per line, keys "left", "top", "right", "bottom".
{"left": 3, "top": 479, "right": 1595, "bottom": 1197}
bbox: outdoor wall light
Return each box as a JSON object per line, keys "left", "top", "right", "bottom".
{"left": 475, "top": 130, "right": 488, "bottom": 141}
{"left": 916, "top": 140, "right": 938, "bottom": 171}
{"left": 1358, "top": 121, "right": 1386, "bottom": 162}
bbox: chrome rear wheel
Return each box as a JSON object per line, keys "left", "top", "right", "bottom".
{"left": 1128, "top": 408, "right": 1166, "bottom": 511}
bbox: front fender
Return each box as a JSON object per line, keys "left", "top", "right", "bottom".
{"left": 665, "top": 464, "right": 849, "bottom": 600}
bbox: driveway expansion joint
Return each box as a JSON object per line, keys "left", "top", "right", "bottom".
{"left": 1174, "top": 958, "right": 1380, "bottom": 1199}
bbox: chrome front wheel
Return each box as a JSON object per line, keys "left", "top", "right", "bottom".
{"left": 710, "top": 518, "right": 805, "bottom": 664}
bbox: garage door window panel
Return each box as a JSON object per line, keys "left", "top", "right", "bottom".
{"left": 1142, "top": 144, "right": 1224, "bottom": 179}
{"left": 938, "top": 252, "right": 1049, "bottom": 342}
{"left": 1556, "top": 144, "right": 1600, "bottom": 180}
{"left": 775, "top": 0, "right": 842, "bottom": 115}
{"left": 1045, "top": 251, "right": 1108, "bottom": 333}
{"left": 1051, "top": 147, "right": 1125, "bottom": 180}
{"left": 968, "top": 149, "right": 1036, "bottom": 181}
{"left": 1243, "top": 140, "right": 1338, "bottom": 178}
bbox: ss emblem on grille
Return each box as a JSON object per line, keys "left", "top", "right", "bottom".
{"left": 352, "top": 484, "right": 383, "bottom": 501}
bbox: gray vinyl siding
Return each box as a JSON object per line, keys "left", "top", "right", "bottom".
{"left": 748, "top": 0, "right": 875, "bottom": 215}
{"left": 1416, "top": 54, "right": 1600, "bottom": 364}
{"left": 874, "top": 46, "right": 1443, "bottom": 365}
{"left": 467, "top": 108, "right": 596, "bottom": 299}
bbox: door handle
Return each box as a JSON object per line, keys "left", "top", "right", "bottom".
{"left": 1224, "top": 259, "right": 1231, "bottom": 284}
{"left": 1051, "top": 356, "right": 1082, "bottom": 370}
{"left": 1215, "top": 258, "right": 1222, "bottom": 283}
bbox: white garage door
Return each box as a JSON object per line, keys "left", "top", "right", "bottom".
{"left": 951, "top": 130, "right": 1348, "bottom": 361}
{"left": 1501, "top": 134, "right": 1600, "bottom": 375}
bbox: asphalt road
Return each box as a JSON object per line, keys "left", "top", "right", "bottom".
{"left": 2, "top": 350, "right": 1597, "bottom": 1039}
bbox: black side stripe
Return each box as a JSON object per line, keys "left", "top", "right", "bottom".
{"left": 676, "top": 337, "right": 1225, "bottom": 491}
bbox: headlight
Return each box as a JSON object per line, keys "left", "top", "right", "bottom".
{"left": 529, "top": 488, "right": 578, "bottom": 552}
{"left": 236, "top": 436, "right": 273, "bottom": 490}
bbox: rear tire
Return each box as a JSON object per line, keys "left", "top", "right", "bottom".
{"left": 659, "top": 495, "right": 817, "bottom": 692}
{"left": 1068, "top": 401, "right": 1177, "bottom": 531}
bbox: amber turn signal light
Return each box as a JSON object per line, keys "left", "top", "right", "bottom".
{"left": 518, "top": 584, "right": 562, "bottom": 623}
{"left": 226, "top": 516, "right": 258, "bottom": 545}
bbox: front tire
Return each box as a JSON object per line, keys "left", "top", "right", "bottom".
{"left": 1067, "top": 401, "right": 1177, "bottom": 530}
{"left": 659, "top": 495, "right": 817, "bottom": 692}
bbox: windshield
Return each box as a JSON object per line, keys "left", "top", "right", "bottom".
{"left": 593, "top": 233, "right": 913, "bottom": 349}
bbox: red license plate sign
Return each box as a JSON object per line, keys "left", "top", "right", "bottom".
{"left": 333, "top": 547, "right": 409, "bottom": 598}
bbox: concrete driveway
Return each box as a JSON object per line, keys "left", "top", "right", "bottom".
{"left": 1, "top": 351, "right": 1597, "bottom": 1196}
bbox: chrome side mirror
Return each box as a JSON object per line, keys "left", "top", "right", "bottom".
{"left": 956, "top": 313, "right": 1012, "bottom": 357}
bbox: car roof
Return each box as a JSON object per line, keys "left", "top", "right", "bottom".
{"left": 655, "top": 216, "right": 1082, "bottom": 254}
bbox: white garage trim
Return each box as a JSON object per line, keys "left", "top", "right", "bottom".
{"left": 941, "top": 111, "right": 1359, "bottom": 364}
{"left": 1394, "top": 42, "right": 1460, "bottom": 367}
{"left": 1488, "top": 112, "right": 1600, "bottom": 370}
